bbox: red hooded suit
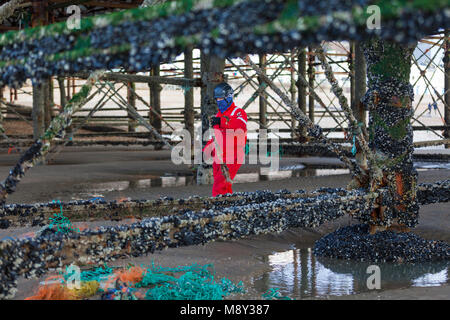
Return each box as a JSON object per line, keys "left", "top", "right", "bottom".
{"left": 203, "top": 102, "right": 248, "bottom": 196}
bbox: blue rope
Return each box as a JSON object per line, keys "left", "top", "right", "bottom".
{"left": 351, "top": 135, "right": 357, "bottom": 156}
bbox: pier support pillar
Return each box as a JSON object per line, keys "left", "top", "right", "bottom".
{"left": 362, "top": 39, "right": 418, "bottom": 232}
{"left": 197, "top": 53, "right": 225, "bottom": 185}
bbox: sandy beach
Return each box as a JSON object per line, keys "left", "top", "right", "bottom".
{"left": 0, "top": 147, "right": 447, "bottom": 300}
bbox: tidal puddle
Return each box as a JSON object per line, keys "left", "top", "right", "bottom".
{"left": 71, "top": 164, "right": 351, "bottom": 198}
{"left": 70, "top": 160, "right": 447, "bottom": 199}
{"left": 414, "top": 162, "right": 450, "bottom": 170}
{"left": 253, "top": 247, "right": 449, "bottom": 299}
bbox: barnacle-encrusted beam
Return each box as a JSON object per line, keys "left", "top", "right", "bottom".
{"left": 0, "top": 188, "right": 367, "bottom": 228}
{"left": 0, "top": 181, "right": 448, "bottom": 299}
{"left": 0, "top": 181, "right": 447, "bottom": 229}
{"left": 0, "top": 0, "right": 448, "bottom": 88}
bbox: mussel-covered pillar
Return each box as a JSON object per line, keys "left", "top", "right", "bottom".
{"left": 362, "top": 39, "right": 418, "bottom": 233}
{"left": 196, "top": 53, "right": 225, "bottom": 184}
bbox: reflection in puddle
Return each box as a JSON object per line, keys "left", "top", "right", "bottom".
{"left": 72, "top": 165, "right": 351, "bottom": 198}
{"left": 253, "top": 247, "right": 449, "bottom": 299}
{"left": 414, "top": 162, "right": 450, "bottom": 170}
{"left": 70, "top": 161, "right": 447, "bottom": 199}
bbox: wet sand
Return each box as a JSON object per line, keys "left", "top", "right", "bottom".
{"left": 0, "top": 148, "right": 448, "bottom": 300}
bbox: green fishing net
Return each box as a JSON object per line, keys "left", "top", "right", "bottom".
{"left": 138, "top": 262, "right": 245, "bottom": 300}
{"left": 60, "top": 261, "right": 245, "bottom": 300}
{"left": 62, "top": 263, "right": 115, "bottom": 283}
{"left": 262, "top": 288, "right": 292, "bottom": 300}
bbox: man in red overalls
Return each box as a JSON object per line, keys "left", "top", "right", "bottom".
{"left": 203, "top": 83, "right": 248, "bottom": 196}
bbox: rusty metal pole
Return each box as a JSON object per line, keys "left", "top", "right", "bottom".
{"left": 32, "top": 83, "right": 45, "bottom": 140}
{"left": 258, "top": 54, "right": 267, "bottom": 129}
{"left": 258, "top": 54, "right": 269, "bottom": 182}
{"left": 44, "top": 78, "right": 54, "bottom": 130}
{"left": 57, "top": 76, "right": 72, "bottom": 142}
{"left": 444, "top": 30, "right": 450, "bottom": 148}
{"left": 31, "top": 0, "right": 48, "bottom": 142}
{"left": 296, "top": 48, "right": 308, "bottom": 141}
{"left": 353, "top": 41, "right": 368, "bottom": 169}
{"left": 127, "top": 80, "right": 137, "bottom": 132}
{"left": 290, "top": 51, "right": 297, "bottom": 138}
{"left": 184, "top": 45, "right": 195, "bottom": 146}
{"left": 308, "top": 47, "right": 315, "bottom": 123}
{"left": 150, "top": 65, "right": 162, "bottom": 148}
{"left": 66, "top": 77, "right": 71, "bottom": 100}
{"left": 350, "top": 42, "right": 356, "bottom": 111}
{"left": 0, "top": 87, "right": 3, "bottom": 125}
{"left": 57, "top": 77, "right": 67, "bottom": 108}
{"left": 354, "top": 42, "right": 367, "bottom": 127}
{"left": 44, "top": 8, "right": 54, "bottom": 131}
{"left": 150, "top": 66, "right": 162, "bottom": 132}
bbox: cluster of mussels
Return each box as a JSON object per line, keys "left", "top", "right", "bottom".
{"left": 349, "top": 180, "right": 450, "bottom": 226}
{"left": 0, "top": 0, "right": 284, "bottom": 88}
{"left": 313, "top": 224, "right": 450, "bottom": 263}
{"left": 0, "top": 181, "right": 448, "bottom": 230}
{"left": 0, "top": 141, "right": 44, "bottom": 201}
{"left": 0, "top": 0, "right": 448, "bottom": 88}
{"left": 415, "top": 180, "right": 450, "bottom": 205}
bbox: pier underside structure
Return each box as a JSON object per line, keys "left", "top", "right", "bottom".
{"left": 0, "top": 0, "right": 449, "bottom": 299}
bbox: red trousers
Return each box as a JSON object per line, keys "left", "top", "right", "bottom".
{"left": 212, "top": 162, "right": 242, "bottom": 197}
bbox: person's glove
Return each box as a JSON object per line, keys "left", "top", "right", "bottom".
{"left": 211, "top": 117, "right": 221, "bottom": 128}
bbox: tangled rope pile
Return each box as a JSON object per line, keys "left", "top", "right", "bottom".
{"left": 25, "top": 262, "right": 244, "bottom": 300}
